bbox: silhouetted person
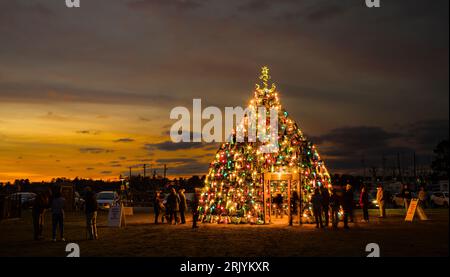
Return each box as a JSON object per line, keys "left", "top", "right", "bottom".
{"left": 359, "top": 185, "right": 369, "bottom": 222}
{"left": 167, "top": 188, "right": 180, "bottom": 225}
{"left": 329, "top": 188, "right": 340, "bottom": 229}
{"left": 342, "top": 184, "right": 353, "bottom": 229}
{"left": 401, "top": 184, "right": 412, "bottom": 212}
{"left": 32, "top": 192, "right": 48, "bottom": 240}
{"left": 321, "top": 186, "right": 330, "bottom": 227}
{"left": 192, "top": 188, "right": 201, "bottom": 229}
{"left": 84, "top": 187, "right": 98, "bottom": 240}
{"left": 418, "top": 186, "right": 427, "bottom": 209}
{"left": 289, "top": 191, "right": 299, "bottom": 226}
{"left": 51, "top": 189, "right": 66, "bottom": 242}
{"left": 274, "top": 193, "right": 283, "bottom": 218}
{"left": 376, "top": 184, "right": 386, "bottom": 218}
{"left": 178, "top": 189, "right": 187, "bottom": 224}
{"left": 153, "top": 191, "right": 163, "bottom": 224}
{"left": 312, "top": 188, "right": 323, "bottom": 228}
{"left": 160, "top": 193, "right": 170, "bottom": 223}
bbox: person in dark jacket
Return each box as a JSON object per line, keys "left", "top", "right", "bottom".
{"left": 192, "top": 188, "right": 201, "bottom": 229}
{"left": 329, "top": 188, "right": 340, "bottom": 229}
{"left": 51, "top": 189, "right": 66, "bottom": 242}
{"left": 401, "top": 184, "right": 412, "bottom": 212}
{"left": 359, "top": 185, "right": 369, "bottom": 222}
{"left": 167, "top": 188, "right": 180, "bottom": 225}
{"left": 342, "top": 184, "right": 353, "bottom": 229}
{"left": 274, "top": 193, "right": 283, "bottom": 218}
{"left": 178, "top": 188, "right": 188, "bottom": 224}
{"left": 312, "top": 188, "right": 323, "bottom": 228}
{"left": 321, "top": 186, "right": 330, "bottom": 227}
{"left": 84, "top": 187, "right": 98, "bottom": 240}
{"left": 289, "top": 191, "right": 299, "bottom": 226}
{"left": 32, "top": 192, "right": 48, "bottom": 240}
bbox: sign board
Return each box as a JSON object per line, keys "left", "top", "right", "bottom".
{"left": 416, "top": 204, "right": 428, "bottom": 220}
{"left": 108, "top": 204, "right": 125, "bottom": 227}
{"left": 405, "top": 198, "right": 428, "bottom": 222}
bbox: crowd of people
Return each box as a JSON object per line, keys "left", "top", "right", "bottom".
{"left": 29, "top": 183, "right": 426, "bottom": 241}
{"left": 309, "top": 184, "right": 388, "bottom": 229}
{"left": 32, "top": 186, "right": 99, "bottom": 242}
{"left": 153, "top": 188, "right": 201, "bottom": 229}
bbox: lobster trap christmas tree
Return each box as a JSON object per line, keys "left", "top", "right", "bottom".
{"left": 198, "top": 66, "right": 332, "bottom": 224}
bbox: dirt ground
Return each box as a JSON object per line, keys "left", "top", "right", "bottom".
{"left": 0, "top": 208, "right": 447, "bottom": 257}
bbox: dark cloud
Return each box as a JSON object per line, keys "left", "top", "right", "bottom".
{"left": 144, "top": 140, "right": 213, "bottom": 151}
{"left": 0, "top": 81, "right": 180, "bottom": 107}
{"left": 313, "top": 126, "right": 401, "bottom": 150}
{"left": 39, "top": 112, "right": 70, "bottom": 121}
{"left": 402, "top": 119, "right": 449, "bottom": 150}
{"left": 156, "top": 158, "right": 198, "bottom": 164}
{"left": 314, "top": 120, "right": 449, "bottom": 173}
{"left": 137, "top": 158, "right": 154, "bottom": 162}
{"left": 110, "top": 164, "right": 122, "bottom": 168}
{"left": 79, "top": 147, "right": 114, "bottom": 154}
{"left": 139, "top": 116, "right": 152, "bottom": 122}
{"left": 113, "top": 138, "right": 135, "bottom": 143}
{"left": 86, "top": 167, "right": 95, "bottom": 171}
{"left": 100, "top": 171, "right": 112, "bottom": 175}
{"left": 163, "top": 160, "right": 208, "bottom": 175}
{"left": 76, "top": 130, "right": 101, "bottom": 135}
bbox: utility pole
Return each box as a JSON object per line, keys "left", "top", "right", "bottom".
{"left": 163, "top": 164, "right": 167, "bottom": 180}
{"left": 143, "top": 164, "right": 147, "bottom": 178}
{"left": 129, "top": 166, "right": 132, "bottom": 180}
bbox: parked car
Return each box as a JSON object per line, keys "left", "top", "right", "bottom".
{"left": 96, "top": 191, "right": 119, "bottom": 210}
{"left": 391, "top": 192, "right": 417, "bottom": 208}
{"left": 391, "top": 193, "right": 404, "bottom": 208}
{"left": 430, "top": 192, "right": 449, "bottom": 207}
{"left": 9, "top": 192, "right": 37, "bottom": 208}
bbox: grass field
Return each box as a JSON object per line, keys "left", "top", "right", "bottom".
{"left": 0, "top": 208, "right": 447, "bottom": 257}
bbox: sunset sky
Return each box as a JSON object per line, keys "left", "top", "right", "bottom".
{"left": 0, "top": 0, "right": 448, "bottom": 182}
